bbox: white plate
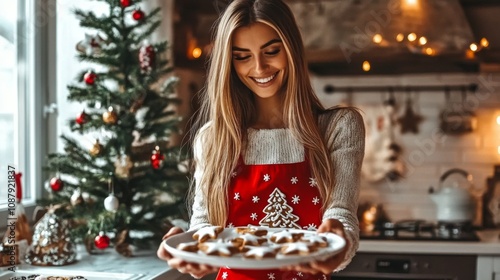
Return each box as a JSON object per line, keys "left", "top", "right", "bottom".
{"left": 163, "top": 227, "right": 346, "bottom": 269}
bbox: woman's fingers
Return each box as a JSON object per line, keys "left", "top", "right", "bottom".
{"left": 157, "top": 226, "right": 184, "bottom": 261}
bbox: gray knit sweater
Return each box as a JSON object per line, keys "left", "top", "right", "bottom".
{"left": 189, "top": 107, "right": 365, "bottom": 271}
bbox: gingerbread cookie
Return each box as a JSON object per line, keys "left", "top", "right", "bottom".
{"left": 280, "top": 241, "right": 318, "bottom": 256}
{"left": 235, "top": 225, "right": 268, "bottom": 237}
{"left": 198, "top": 240, "right": 239, "bottom": 257}
{"left": 300, "top": 234, "right": 328, "bottom": 247}
{"left": 192, "top": 226, "right": 223, "bottom": 242}
{"left": 269, "top": 229, "right": 304, "bottom": 243}
{"left": 176, "top": 241, "right": 199, "bottom": 252}
{"left": 243, "top": 246, "right": 278, "bottom": 259}
{"left": 231, "top": 233, "right": 267, "bottom": 248}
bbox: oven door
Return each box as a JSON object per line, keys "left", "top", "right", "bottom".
{"left": 331, "top": 253, "right": 476, "bottom": 280}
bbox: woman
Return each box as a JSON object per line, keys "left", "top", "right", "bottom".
{"left": 157, "top": 0, "right": 365, "bottom": 279}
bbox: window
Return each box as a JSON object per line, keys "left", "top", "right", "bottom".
{"left": 0, "top": 0, "right": 50, "bottom": 209}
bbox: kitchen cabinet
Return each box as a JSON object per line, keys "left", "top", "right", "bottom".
{"left": 477, "top": 255, "right": 500, "bottom": 280}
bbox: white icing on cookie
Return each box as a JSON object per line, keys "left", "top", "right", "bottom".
{"left": 243, "top": 246, "right": 277, "bottom": 259}
{"left": 280, "top": 242, "right": 314, "bottom": 255}
{"left": 193, "top": 226, "right": 223, "bottom": 242}
{"left": 199, "top": 240, "right": 236, "bottom": 256}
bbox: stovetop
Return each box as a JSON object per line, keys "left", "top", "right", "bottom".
{"left": 360, "top": 220, "right": 479, "bottom": 241}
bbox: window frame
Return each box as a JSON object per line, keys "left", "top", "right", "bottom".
{"left": 0, "top": 0, "right": 54, "bottom": 222}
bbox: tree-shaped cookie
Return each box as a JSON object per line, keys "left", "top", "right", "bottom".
{"left": 259, "top": 188, "right": 300, "bottom": 229}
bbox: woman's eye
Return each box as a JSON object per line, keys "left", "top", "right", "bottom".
{"left": 233, "top": 55, "right": 250, "bottom": 61}
{"left": 266, "top": 49, "right": 280, "bottom": 55}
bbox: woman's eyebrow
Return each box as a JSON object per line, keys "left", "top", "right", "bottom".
{"left": 232, "top": 38, "right": 282, "bottom": 52}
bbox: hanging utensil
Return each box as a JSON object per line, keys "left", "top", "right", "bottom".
{"left": 439, "top": 86, "right": 477, "bottom": 135}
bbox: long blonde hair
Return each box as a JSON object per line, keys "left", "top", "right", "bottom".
{"left": 190, "top": 0, "right": 334, "bottom": 227}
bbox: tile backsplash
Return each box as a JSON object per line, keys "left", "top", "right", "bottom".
{"left": 311, "top": 73, "right": 500, "bottom": 223}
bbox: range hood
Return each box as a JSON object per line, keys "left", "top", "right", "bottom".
{"left": 286, "top": 0, "right": 493, "bottom": 75}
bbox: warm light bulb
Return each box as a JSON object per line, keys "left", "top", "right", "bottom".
{"left": 405, "top": 0, "right": 418, "bottom": 5}
{"left": 496, "top": 115, "right": 500, "bottom": 125}
{"left": 419, "top": 36, "right": 427, "bottom": 45}
{"left": 396, "top": 33, "right": 405, "bottom": 42}
{"left": 424, "top": 47, "right": 435, "bottom": 56}
{"left": 498, "top": 145, "right": 500, "bottom": 155}
{"left": 192, "top": 47, "right": 202, "bottom": 59}
{"left": 362, "top": 61, "right": 371, "bottom": 72}
{"left": 470, "top": 43, "right": 478, "bottom": 52}
{"left": 408, "top": 33, "right": 417, "bottom": 42}
{"left": 480, "top": 37, "right": 489, "bottom": 48}
{"left": 373, "top": 34, "right": 383, "bottom": 44}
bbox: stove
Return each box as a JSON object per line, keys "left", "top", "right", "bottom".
{"left": 359, "top": 219, "right": 479, "bottom": 241}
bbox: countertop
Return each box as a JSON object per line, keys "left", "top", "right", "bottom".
{"left": 359, "top": 240, "right": 500, "bottom": 255}
{"left": 1, "top": 246, "right": 171, "bottom": 280}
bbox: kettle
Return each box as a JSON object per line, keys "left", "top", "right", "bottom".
{"left": 429, "top": 168, "right": 475, "bottom": 222}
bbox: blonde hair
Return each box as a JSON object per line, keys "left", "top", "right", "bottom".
{"left": 190, "top": 0, "right": 334, "bottom": 227}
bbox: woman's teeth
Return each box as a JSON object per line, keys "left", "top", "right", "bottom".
{"left": 254, "top": 73, "right": 276, "bottom": 84}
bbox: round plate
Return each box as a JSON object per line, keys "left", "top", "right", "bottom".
{"left": 163, "top": 227, "right": 346, "bottom": 269}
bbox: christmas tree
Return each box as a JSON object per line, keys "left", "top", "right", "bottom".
{"left": 42, "top": 0, "right": 190, "bottom": 257}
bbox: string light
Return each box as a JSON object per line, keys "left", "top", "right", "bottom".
{"left": 362, "top": 61, "right": 371, "bottom": 72}
{"left": 192, "top": 47, "right": 202, "bottom": 59}
{"left": 373, "top": 34, "right": 382, "bottom": 44}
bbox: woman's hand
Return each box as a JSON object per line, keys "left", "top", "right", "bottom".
{"left": 157, "top": 226, "right": 219, "bottom": 279}
{"left": 282, "top": 219, "right": 349, "bottom": 275}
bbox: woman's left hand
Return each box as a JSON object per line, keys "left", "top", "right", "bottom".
{"left": 282, "top": 218, "right": 348, "bottom": 275}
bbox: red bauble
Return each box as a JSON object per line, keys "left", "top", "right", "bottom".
{"left": 139, "top": 44, "right": 155, "bottom": 73}
{"left": 49, "top": 177, "right": 64, "bottom": 192}
{"left": 76, "top": 110, "right": 90, "bottom": 125}
{"left": 94, "top": 232, "right": 110, "bottom": 249}
{"left": 132, "top": 9, "right": 145, "bottom": 21}
{"left": 120, "top": 0, "right": 131, "bottom": 7}
{"left": 83, "top": 71, "right": 97, "bottom": 85}
{"left": 150, "top": 146, "right": 164, "bottom": 170}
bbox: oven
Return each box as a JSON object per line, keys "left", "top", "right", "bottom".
{"left": 331, "top": 253, "right": 476, "bottom": 280}
{"left": 331, "top": 219, "right": 479, "bottom": 280}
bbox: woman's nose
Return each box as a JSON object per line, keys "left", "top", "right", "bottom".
{"left": 254, "top": 56, "right": 268, "bottom": 73}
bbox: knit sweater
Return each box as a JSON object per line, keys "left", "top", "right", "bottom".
{"left": 189, "top": 107, "right": 365, "bottom": 271}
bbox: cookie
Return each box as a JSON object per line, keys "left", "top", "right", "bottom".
{"left": 235, "top": 225, "right": 268, "bottom": 237}
{"left": 243, "top": 246, "right": 277, "bottom": 259}
{"left": 269, "top": 229, "right": 304, "bottom": 243}
{"left": 280, "top": 241, "right": 317, "bottom": 256}
{"left": 192, "top": 226, "right": 223, "bottom": 242}
{"left": 231, "top": 233, "right": 267, "bottom": 248}
{"left": 176, "top": 241, "right": 199, "bottom": 252}
{"left": 300, "top": 234, "right": 329, "bottom": 247}
{"left": 198, "top": 240, "right": 239, "bottom": 257}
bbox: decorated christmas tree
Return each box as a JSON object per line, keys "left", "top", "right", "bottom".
{"left": 42, "top": 0, "right": 190, "bottom": 257}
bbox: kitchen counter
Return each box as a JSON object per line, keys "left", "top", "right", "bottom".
{"left": 359, "top": 240, "right": 500, "bottom": 255}
{"left": 1, "top": 246, "right": 172, "bottom": 280}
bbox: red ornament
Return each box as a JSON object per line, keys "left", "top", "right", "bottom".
{"left": 94, "top": 232, "right": 110, "bottom": 249}
{"left": 120, "top": 0, "right": 131, "bottom": 7}
{"left": 150, "top": 146, "right": 164, "bottom": 170}
{"left": 132, "top": 9, "right": 145, "bottom": 21}
{"left": 139, "top": 43, "right": 155, "bottom": 73}
{"left": 15, "top": 172, "right": 22, "bottom": 202}
{"left": 83, "top": 71, "right": 97, "bottom": 85}
{"left": 76, "top": 110, "right": 90, "bottom": 125}
{"left": 49, "top": 177, "right": 64, "bottom": 192}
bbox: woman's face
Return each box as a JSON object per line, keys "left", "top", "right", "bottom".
{"left": 231, "top": 22, "right": 288, "bottom": 99}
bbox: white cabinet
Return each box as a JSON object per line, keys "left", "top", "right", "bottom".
{"left": 477, "top": 255, "right": 500, "bottom": 280}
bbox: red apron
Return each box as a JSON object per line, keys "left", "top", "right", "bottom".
{"left": 216, "top": 156, "right": 328, "bottom": 280}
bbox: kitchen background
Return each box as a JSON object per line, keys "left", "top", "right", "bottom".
{"left": 53, "top": 0, "right": 500, "bottom": 227}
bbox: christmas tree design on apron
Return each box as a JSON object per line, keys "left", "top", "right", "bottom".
{"left": 217, "top": 157, "right": 328, "bottom": 280}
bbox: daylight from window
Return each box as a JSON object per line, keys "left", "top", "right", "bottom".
{"left": 0, "top": 1, "right": 17, "bottom": 205}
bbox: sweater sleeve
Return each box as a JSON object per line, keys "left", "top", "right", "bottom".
{"left": 188, "top": 124, "right": 212, "bottom": 231}
{"left": 320, "top": 107, "right": 365, "bottom": 271}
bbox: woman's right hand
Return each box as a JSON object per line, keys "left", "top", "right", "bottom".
{"left": 157, "top": 226, "right": 219, "bottom": 279}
